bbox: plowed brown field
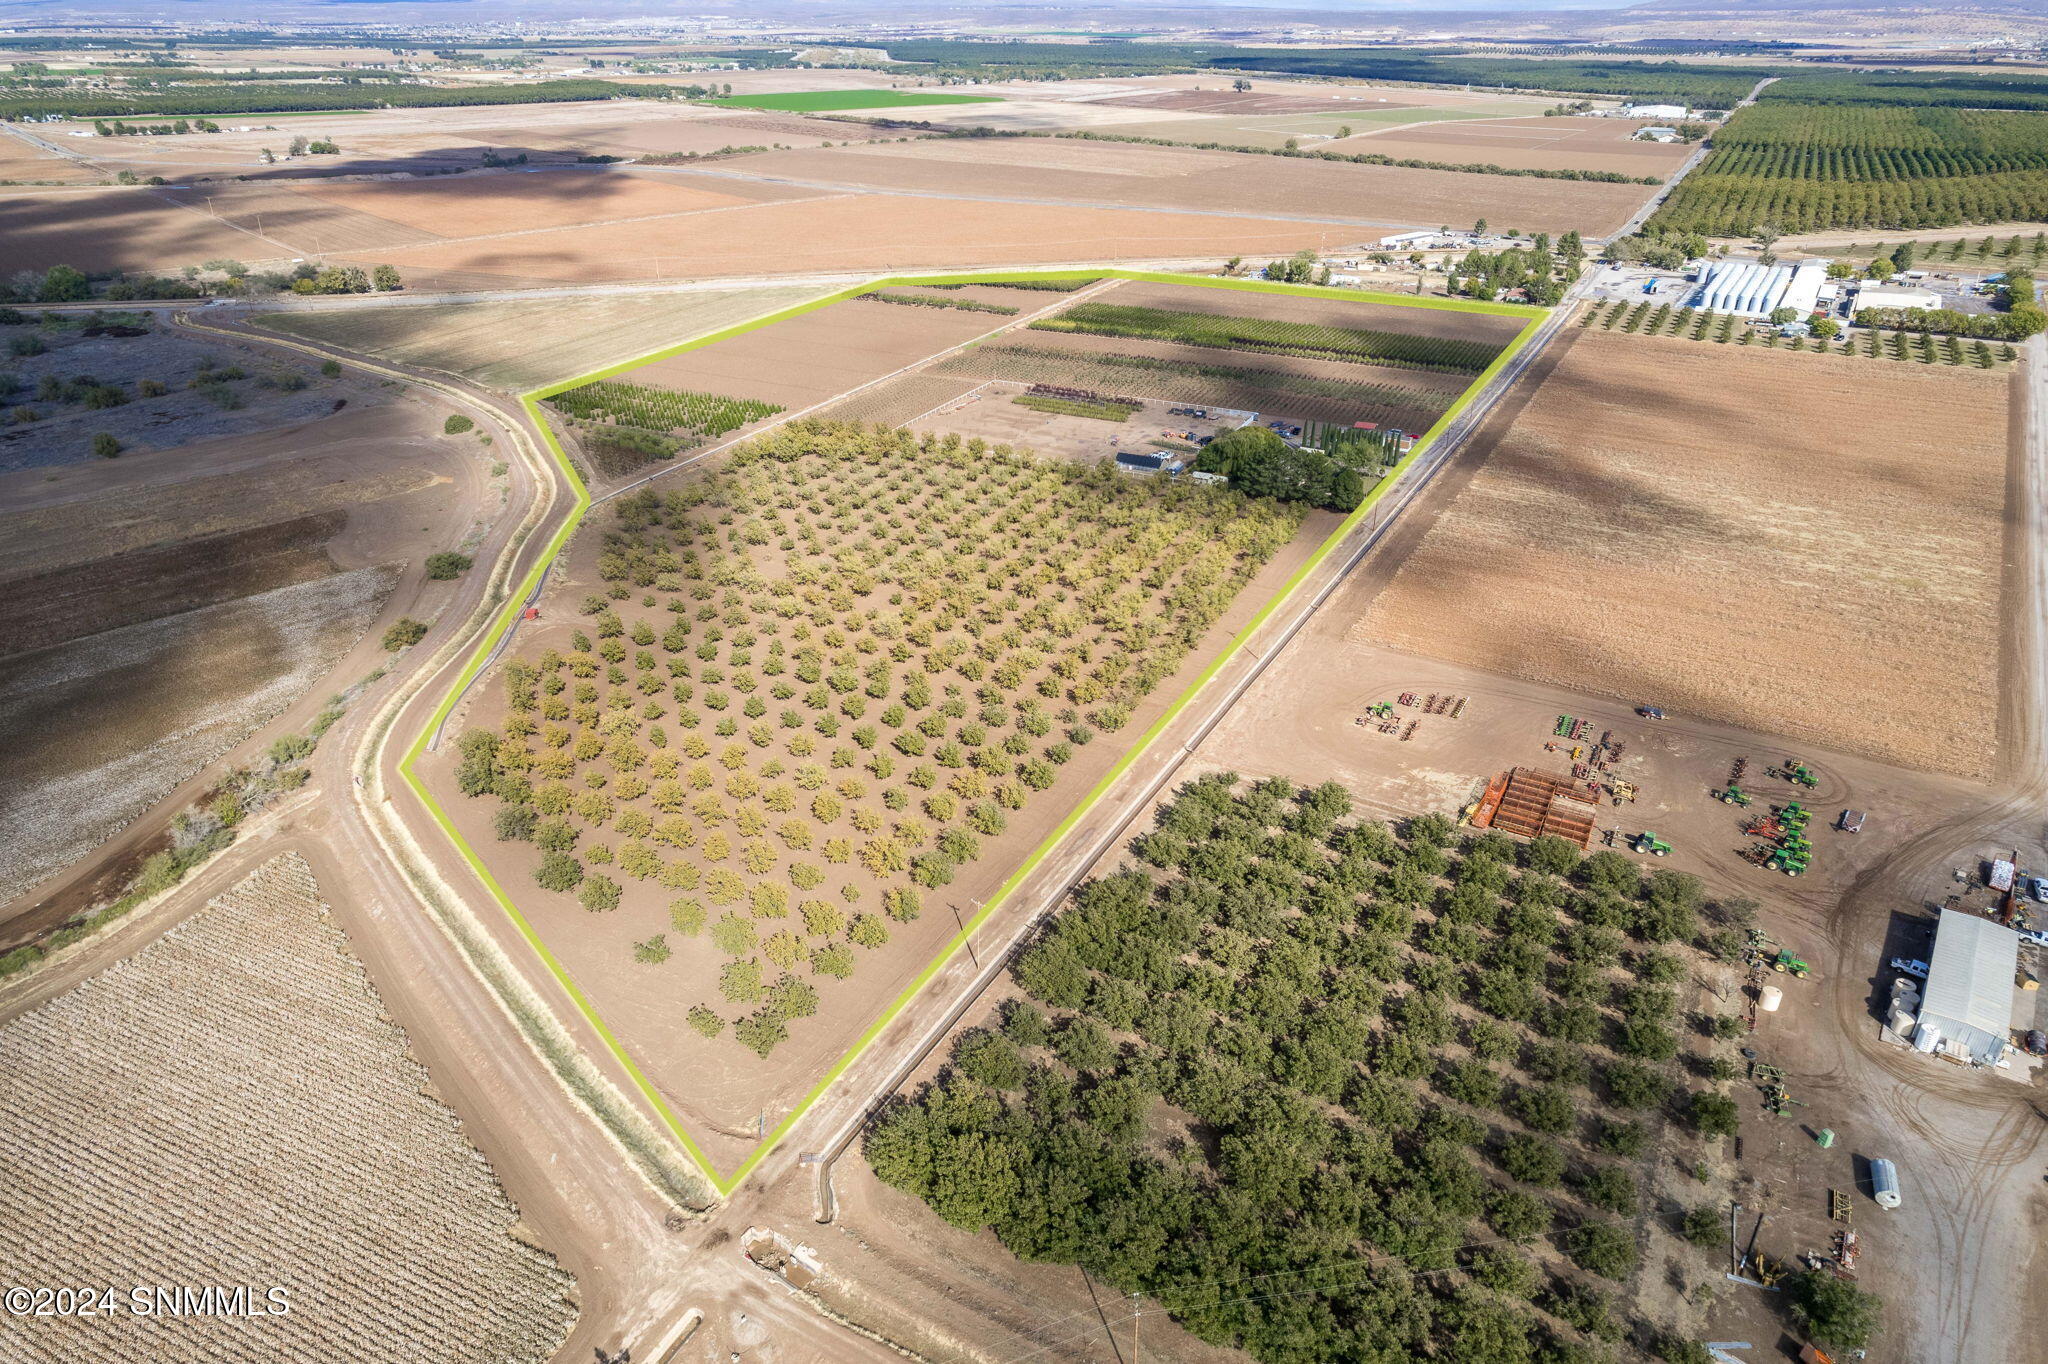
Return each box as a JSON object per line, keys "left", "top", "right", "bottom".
{"left": 722, "top": 137, "right": 1660, "bottom": 234}
{"left": 340, "top": 193, "right": 1362, "bottom": 289}
{"left": 1356, "top": 328, "right": 2013, "bottom": 778}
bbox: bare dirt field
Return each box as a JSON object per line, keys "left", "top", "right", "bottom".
{"left": 1356, "top": 327, "right": 2013, "bottom": 778}
{"left": 623, "top": 291, "right": 1008, "bottom": 410}
{"left": 298, "top": 167, "right": 812, "bottom": 236}
{"left": 0, "top": 569, "right": 396, "bottom": 909}
{"left": 0, "top": 185, "right": 277, "bottom": 275}
{"left": 37, "top": 99, "right": 897, "bottom": 182}
{"left": 0, "top": 128, "right": 99, "bottom": 184}
{"left": 1339, "top": 115, "right": 1694, "bottom": 177}
{"left": 257, "top": 285, "right": 836, "bottom": 391}
{"left": 0, "top": 852, "right": 579, "bottom": 1363}
{"left": 338, "top": 192, "right": 1364, "bottom": 290}
{"left": 719, "top": 137, "right": 1660, "bottom": 235}
{"left": 0, "top": 397, "right": 482, "bottom": 902}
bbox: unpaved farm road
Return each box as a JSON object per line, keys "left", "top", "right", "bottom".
{"left": 1811, "top": 330, "right": 2048, "bottom": 1362}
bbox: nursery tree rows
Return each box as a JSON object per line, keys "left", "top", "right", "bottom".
{"left": 871, "top": 774, "right": 1749, "bottom": 1364}
{"left": 1650, "top": 105, "right": 2048, "bottom": 237}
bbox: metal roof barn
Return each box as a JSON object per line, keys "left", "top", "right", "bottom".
{"left": 1914, "top": 909, "right": 2020, "bottom": 1066}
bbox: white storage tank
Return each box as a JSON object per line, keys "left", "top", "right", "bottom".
{"left": 1759, "top": 985, "right": 1784, "bottom": 1013}
{"left": 1914, "top": 1020, "right": 1942, "bottom": 1053}
{"left": 1869, "top": 1158, "right": 1902, "bottom": 1209}
{"left": 1889, "top": 1005, "right": 1917, "bottom": 1036}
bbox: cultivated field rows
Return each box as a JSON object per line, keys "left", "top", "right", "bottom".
{"left": 0, "top": 853, "right": 577, "bottom": 1362}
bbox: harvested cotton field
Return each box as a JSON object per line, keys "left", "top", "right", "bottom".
{"left": 0, "top": 852, "right": 578, "bottom": 1363}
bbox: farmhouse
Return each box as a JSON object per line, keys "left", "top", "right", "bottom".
{"left": 1912, "top": 909, "right": 2021, "bottom": 1067}
{"left": 1634, "top": 126, "right": 1682, "bottom": 143}
{"left": 1852, "top": 285, "right": 1943, "bottom": 314}
{"left": 1115, "top": 450, "right": 1184, "bottom": 475}
{"left": 1692, "top": 259, "right": 1828, "bottom": 319}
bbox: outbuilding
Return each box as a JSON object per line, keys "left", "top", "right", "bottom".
{"left": 1621, "top": 103, "right": 1689, "bottom": 120}
{"left": 1852, "top": 286, "right": 1942, "bottom": 314}
{"left": 1912, "top": 909, "right": 2020, "bottom": 1066}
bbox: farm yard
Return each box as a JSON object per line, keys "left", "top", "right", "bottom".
{"left": 1355, "top": 327, "right": 2011, "bottom": 778}
{"left": 256, "top": 285, "right": 838, "bottom": 391}
{"left": 0, "top": 852, "right": 579, "bottom": 1363}
{"left": 1577, "top": 297, "right": 2017, "bottom": 368}
{"left": 871, "top": 773, "right": 1748, "bottom": 1364}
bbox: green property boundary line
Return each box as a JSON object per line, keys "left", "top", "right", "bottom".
{"left": 398, "top": 268, "right": 1545, "bottom": 1196}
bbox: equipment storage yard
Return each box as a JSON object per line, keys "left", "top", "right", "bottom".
{"left": 1356, "top": 324, "right": 2014, "bottom": 779}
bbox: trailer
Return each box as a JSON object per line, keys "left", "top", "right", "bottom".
{"left": 1988, "top": 858, "right": 2016, "bottom": 892}
{"left": 1836, "top": 809, "right": 1864, "bottom": 833}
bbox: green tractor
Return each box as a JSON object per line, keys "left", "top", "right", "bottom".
{"left": 1782, "top": 760, "right": 1819, "bottom": 789}
{"left": 1717, "top": 786, "right": 1754, "bottom": 807}
{"left": 1769, "top": 949, "right": 1810, "bottom": 977}
{"left": 1364, "top": 701, "right": 1394, "bottom": 720}
{"left": 1631, "top": 831, "right": 1673, "bottom": 857}
{"left": 1766, "top": 847, "right": 1809, "bottom": 877}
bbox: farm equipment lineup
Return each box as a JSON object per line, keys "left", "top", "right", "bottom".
{"left": 1357, "top": 690, "right": 1467, "bottom": 741}
{"left": 1546, "top": 719, "right": 1636, "bottom": 805}
{"left": 1728, "top": 753, "right": 1819, "bottom": 876}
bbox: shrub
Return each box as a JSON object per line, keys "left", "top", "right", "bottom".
{"left": 633, "top": 933, "right": 671, "bottom": 963}
{"left": 382, "top": 618, "right": 428, "bottom": 650}
{"left": 443, "top": 413, "right": 475, "bottom": 435}
{"left": 424, "top": 551, "right": 473, "bottom": 580}
{"left": 1788, "top": 1269, "right": 1883, "bottom": 1352}
{"left": 579, "top": 874, "right": 622, "bottom": 912}
{"left": 91, "top": 432, "right": 122, "bottom": 458}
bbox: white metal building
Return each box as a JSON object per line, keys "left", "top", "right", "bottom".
{"left": 1913, "top": 909, "right": 2020, "bottom": 1066}
{"left": 1691, "top": 260, "right": 1828, "bottom": 319}
{"left": 1852, "top": 286, "right": 1943, "bottom": 314}
{"left": 1622, "top": 103, "right": 1689, "bottom": 120}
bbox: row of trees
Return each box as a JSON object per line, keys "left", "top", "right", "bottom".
{"left": 0, "top": 259, "right": 400, "bottom": 304}
{"left": 1650, "top": 104, "right": 2048, "bottom": 237}
{"left": 873, "top": 775, "right": 1759, "bottom": 1363}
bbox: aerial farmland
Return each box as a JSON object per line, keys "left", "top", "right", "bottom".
{"left": 6, "top": 17, "right": 2048, "bottom": 1364}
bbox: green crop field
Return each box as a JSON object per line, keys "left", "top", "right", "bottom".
{"left": 1030, "top": 303, "right": 1505, "bottom": 375}
{"left": 702, "top": 89, "right": 1002, "bottom": 112}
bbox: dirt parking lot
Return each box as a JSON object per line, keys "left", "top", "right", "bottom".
{"left": 1355, "top": 326, "right": 2014, "bottom": 778}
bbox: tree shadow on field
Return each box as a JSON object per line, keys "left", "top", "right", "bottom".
{"left": 0, "top": 150, "right": 711, "bottom": 278}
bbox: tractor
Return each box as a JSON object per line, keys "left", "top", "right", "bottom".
{"left": 1631, "top": 831, "right": 1673, "bottom": 856}
{"left": 1769, "top": 949, "right": 1811, "bottom": 977}
{"left": 1779, "top": 759, "right": 1819, "bottom": 789}
{"left": 1363, "top": 701, "right": 1394, "bottom": 721}
{"left": 1717, "top": 785, "right": 1754, "bottom": 807}
{"left": 1766, "top": 848, "right": 1809, "bottom": 877}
